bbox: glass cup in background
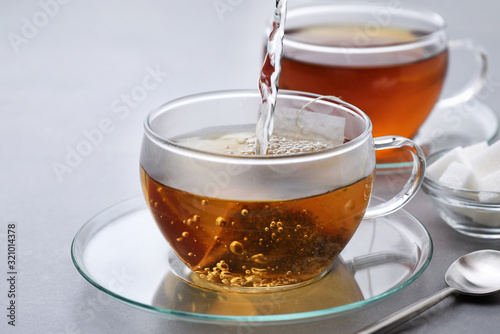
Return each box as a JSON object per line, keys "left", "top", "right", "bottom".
{"left": 139, "top": 90, "right": 426, "bottom": 293}
{"left": 279, "top": 3, "right": 487, "bottom": 163}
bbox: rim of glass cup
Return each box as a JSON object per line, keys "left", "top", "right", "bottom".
{"left": 283, "top": 2, "right": 447, "bottom": 62}
{"left": 144, "top": 90, "right": 373, "bottom": 164}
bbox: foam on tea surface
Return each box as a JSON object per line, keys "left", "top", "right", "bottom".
{"left": 175, "top": 108, "right": 346, "bottom": 156}
{"left": 176, "top": 130, "right": 339, "bottom": 157}
{"left": 177, "top": 132, "right": 335, "bottom": 156}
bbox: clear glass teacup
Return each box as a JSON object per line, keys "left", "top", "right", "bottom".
{"left": 279, "top": 2, "right": 487, "bottom": 151}
{"left": 140, "top": 90, "right": 425, "bottom": 292}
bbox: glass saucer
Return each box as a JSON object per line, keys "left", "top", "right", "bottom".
{"left": 71, "top": 196, "right": 432, "bottom": 325}
{"left": 376, "top": 100, "right": 499, "bottom": 171}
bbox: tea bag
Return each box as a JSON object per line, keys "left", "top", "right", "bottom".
{"left": 193, "top": 200, "right": 343, "bottom": 287}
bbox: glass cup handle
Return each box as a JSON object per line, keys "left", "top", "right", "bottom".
{"left": 437, "top": 39, "right": 488, "bottom": 109}
{"left": 364, "top": 136, "right": 426, "bottom": 219}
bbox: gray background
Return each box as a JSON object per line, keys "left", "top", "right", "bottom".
{"left": 1, "top": 0, "right": 500, "bottom": 333}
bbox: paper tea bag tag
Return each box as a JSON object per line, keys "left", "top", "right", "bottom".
{"left": 273, "top": 107, "right": 346, "bottom": 146}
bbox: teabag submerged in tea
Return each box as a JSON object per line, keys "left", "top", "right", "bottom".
{"left": 189, "top": 174, "right": 371, "bottom": 289}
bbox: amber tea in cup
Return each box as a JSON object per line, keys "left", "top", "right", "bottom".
{"left": 140, "top": 90, "right": 425, "bottom": 292}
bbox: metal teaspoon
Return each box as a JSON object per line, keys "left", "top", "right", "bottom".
{"left": 355, "top": 249, "right": 500, "bottom": 334}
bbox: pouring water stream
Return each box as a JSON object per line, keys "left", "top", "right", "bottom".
{"left": 255, "top": 0, "right": 288, "bottom": 155}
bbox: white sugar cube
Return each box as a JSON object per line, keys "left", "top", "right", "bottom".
{"left": 478, "top": 192, "right": 500, "bottom": 204}
{"left": 427, "top": 147, "right": 471, "bottom": 180}
{"left": 468, "top": 211, "right": 500, "bottom": 227}
{"left": 427, "top": 141, "right": 500, "bottom": 228}
{"left": 438, "top": 161, "right": 477, "bottom": 189}
{"left": 477, "top": 169, "right": 500, "bottom": 203}
{"left": 463, "top": 141, "right": 488, "bottom": 158}
{"left": 469, "top": 140, "right": 500, "bottom": 179}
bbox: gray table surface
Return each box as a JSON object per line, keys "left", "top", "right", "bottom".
{"left": 2, "top": 0, "right": 500, "bottom": 333}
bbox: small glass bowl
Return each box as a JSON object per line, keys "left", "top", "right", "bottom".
{"left": 422, "top": 152, "right": 500, "bottom": 239}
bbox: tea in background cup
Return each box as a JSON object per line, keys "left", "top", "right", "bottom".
{"left": 279, "top": 3, "right": 487, "bottom": 143}
{"left": 140, "top": 90, "right": 425, "bottom": 292}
